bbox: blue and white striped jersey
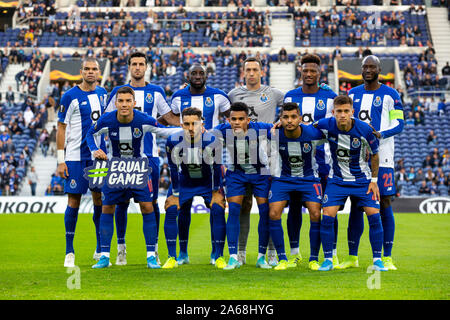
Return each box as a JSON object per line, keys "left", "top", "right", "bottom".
{"left": 166, "top": 131, "right": 222, "bottom": 195}
{"left": 171, "top": 86, "right": 231, "bottom": 130}
{"left": 86, "top": 110, "right": 179, "bottom": 159}
{"left": 213, "top": 122, "right": 273, "bottom": 175}
{"left": 314, "top": 117, "right": 379, "bottom": 185}
{"left": 105, "top": 83, "right": 172, "bottom": 158}
{"left": 58, "top": 85, "right": 107, "bottom": 161}
{"left": 270, "top": 124, "right": 326, "bottom": 181}
{"left": 349, "top": 84, "right": 404, "bottom": 169}
{"left": 283, "top": 87, "right": 337, "bottom": 177}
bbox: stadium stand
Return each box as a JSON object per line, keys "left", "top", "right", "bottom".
{"left": 1, "top": 2, "right": 448, "bottom": 197}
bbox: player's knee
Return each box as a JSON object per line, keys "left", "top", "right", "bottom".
{"left": 140, "top": 202, "right": 154, "bottom": 214}
{"left": 309, "top": 210, "right": 321, "bottom": 222}
{"left": 91, "top": 192, "right": 102, "bottom": 206}
{"left": 68, "top": 194, "right": 82, "bottom": 208}
{"left": 269, "top": 209, "right": 281, "bottom": 221}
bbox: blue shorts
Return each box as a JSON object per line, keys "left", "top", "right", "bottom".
{"left": 102, "top": 178, "right": 153, "bottom": 206}
{"left": 322, "top": 180, "right": 380, "bottom": 209}
{"left": 269, "top": 177, "right": 323, "bottom": 204}
{"left": 167, "top": 184, "right": 212, "bottom": 207}
{"left": 64, "top": 160, "right": 101, "bottom": 194}
{"left": 378, "top": 167, "right": 396, "bottom": 197}
{"left": 148, "top": 157, "right": 160, "bottom": 202}
{"left": 223, "top": 170, "right": 270, "bottom": 199}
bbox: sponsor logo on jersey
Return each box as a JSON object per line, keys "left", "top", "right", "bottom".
{"left": 204, "top": 97, "right": 213, "bottom": 107}
{"left": 316, "top": 99, "right": 325, "bottom": 110}
{"left": 133, "top": 128, "right": 142, "bottom": 138}
{"left": 111, "top": 132, "right": 117, "bottom": 136}
{"left": 260, "top": 93, "right": 268, "bottom": 103}
{"left": 351, "top": 138, "right": 361, "bottom": 148}
{"left": 81, "top": 101, "right": 87, "bottom": 105}
{"left": 145, "top": 93, "right": 153, "bottom": 104}
{"left": 303, "top": 143, "right": 311, "bottom": 153}
{"left": 373, "top": 96, "right": 382, "bottom": 107}
{"left": 183, "top": 102, "right": 190, "bottom": 106}
{"left": 70, "top": 179, "right": 77, "bottom": 189}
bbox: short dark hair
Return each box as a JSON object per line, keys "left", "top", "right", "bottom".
{"left": 181, "top": 107, "right": 203, "bottom": 120}
{"left": 301, "top": 54, "right": 321, "bottom": 66}
{"left": 128, "top": 51, "right": 147, "bottom": 66}
{"left": 333, "top": 95, "right": 353, "bottom": 107}
{"left": 244, "top": 57, "right": 262, "bottom": 69}
{"left": 116, "top": 86, "right": 135, "bottom": 99}
{"left": 230, "top": 102, "right": 249, "bottom": 115}
{"left": 81, "top": 57, "right": 99, "bottom": 69}
{"left": 281, "top": 102, "right": 300, "bottom": 114}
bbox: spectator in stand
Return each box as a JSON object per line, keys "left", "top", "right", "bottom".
{"left": 422, "top": 155, "right": 434, "bottom": 169}
{"left": 430, "top": 181, "right": 438, "bottom": 195}
{"left": 426, "top": 129, "right": 438, "bottom": 145}
{"left": 438, "top": 98, "right": 446, "bottom": 115}
{"left": 425, "top": 168, "right": 435, "bottom": 182}
{"left": 39, "top": 128, "right": 49, "bottom": 157}
{"left": 415, "top": 168, "right": 425, "bottom": 184}
{"left": 442, "top": 62, "right": 450, "bottom": 76}
{"left": 407, "top": 167, "right": 416, "bottom": 182}
{"left": 419, "top": 180, "right": 430, "bottom": 195}
{"left": 278, "top": 47, "right": 287, "bottom": 63}
{"left": 28, "top": 166, "right": 38, "bottom": 196}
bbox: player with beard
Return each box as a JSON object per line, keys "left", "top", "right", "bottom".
{"left": 169, "top": 63, "right": 231, "bottom": 265}
{"left": 283, "top": 54, "right": 338, "bottom": 268}
{"left": 106, "top": 51, "right": 180, "bottom": 267}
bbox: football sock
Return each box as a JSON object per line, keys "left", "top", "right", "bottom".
{"left": 348, "top": 205, "right": 364, "bottom": 256}
{"left": 115, "top": 202, "right": 128, "bottom": 246}
{"left": 380, "top": 205, "right": 395, "bottom": 257}
{"left": 257, "top": 203, "right": 270, "bottom": 255}
{"left": 142, "top": 212, "right": 157, "bottom": 254}
{"left": 154, "top": 202, "right": 160, "bottom": 247}
{"left": 269, "top": 218, "right": 287, "bottom": 261}
{"left": 210, "top": 209, "right": 216, "bottom": 257}
{"left": 100, "top": 213, "right": 114, "bottom": 255}
{"left": 333, "top": 214, "right": 338, "bottom": 252}
{"left": 211, "top": 204, "right": 226, "bottom": 259}
{"left": 226, "top": 202, "right": 241, "bottom": 256}
{"left": 367, "top": 213, "right": 383, "bottom": 259}
{"left": 64, "top": 206, "right": 79, "bottom": 254}
{"left": 309, "top": 221, "right": 321, "bottom": 262}
{"left": 164, "top": 205, "right": 178, "bottom": 258}
{"left": 93, "top": 205, "right": 102, "bottom": 253}
{"left": 287, "top": 199, "right": 302, "bottom": 254}
{"left": 320, "top": 215, "right": 335, "bottom": 260}
{"left": 178, "top": 201, "right": 192, "bottom": 254}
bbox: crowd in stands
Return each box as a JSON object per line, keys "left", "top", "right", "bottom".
{"left": 12, "top": 5, "right": 271, "bottom": 48}
{"left": 395, "top": 145, "right": 450, "bottom": 196}
{"left": 0, "top": 96, "right": 48, "bottom": 195}
{"left": 403, "top": 46, "right": 448, "bottom": 96}
{"left": 292, "top": 3, "right": 430, "bottom": 47}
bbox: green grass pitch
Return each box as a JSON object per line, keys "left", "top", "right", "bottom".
{"left": 0, "top": 213, "right": 449, "bottom": 300}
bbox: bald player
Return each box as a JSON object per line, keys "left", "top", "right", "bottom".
{"left": 337, "top": 55, "right": 404, "bottom": 271}
{"left": 228, "top": 56, "right": 284, "bottom": 266}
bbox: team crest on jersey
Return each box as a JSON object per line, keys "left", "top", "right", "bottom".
{"left": 70, "top": 179, "right": 77, "bottom": 189}
{"left": 204, "top": 97, "right": 213, "bottom": 107}
{"left": 268, "top": 190, "right": 272, "bottom": 200}
{"left": 373, "top": 96, "right": 382, "bottom": 107}
{"left": 316, "top": 99, "right": 326, "bottom": 110}
{"left": 260, "top": 93, "right": 268, "bottom": 103}
{"left": 145, "top": 93, "right": 153, "bottom": 104}
{"left": 133, "top": 128, "right": 142, "bottom": 138}
{"left": 323, "top": 194, "right": 328, "bottom": 204}
{"left": 60, "top": 105, "right": 65, "bottom": 113}
{"left": 303, "top": 143, "right": 311, "bottom": 153}
{"left": 351, "top": 138, "right": 361, "bottom": 148}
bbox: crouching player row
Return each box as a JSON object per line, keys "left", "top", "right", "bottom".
{"left": 268, "top": 96, "right": 387, "bottom": 271}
